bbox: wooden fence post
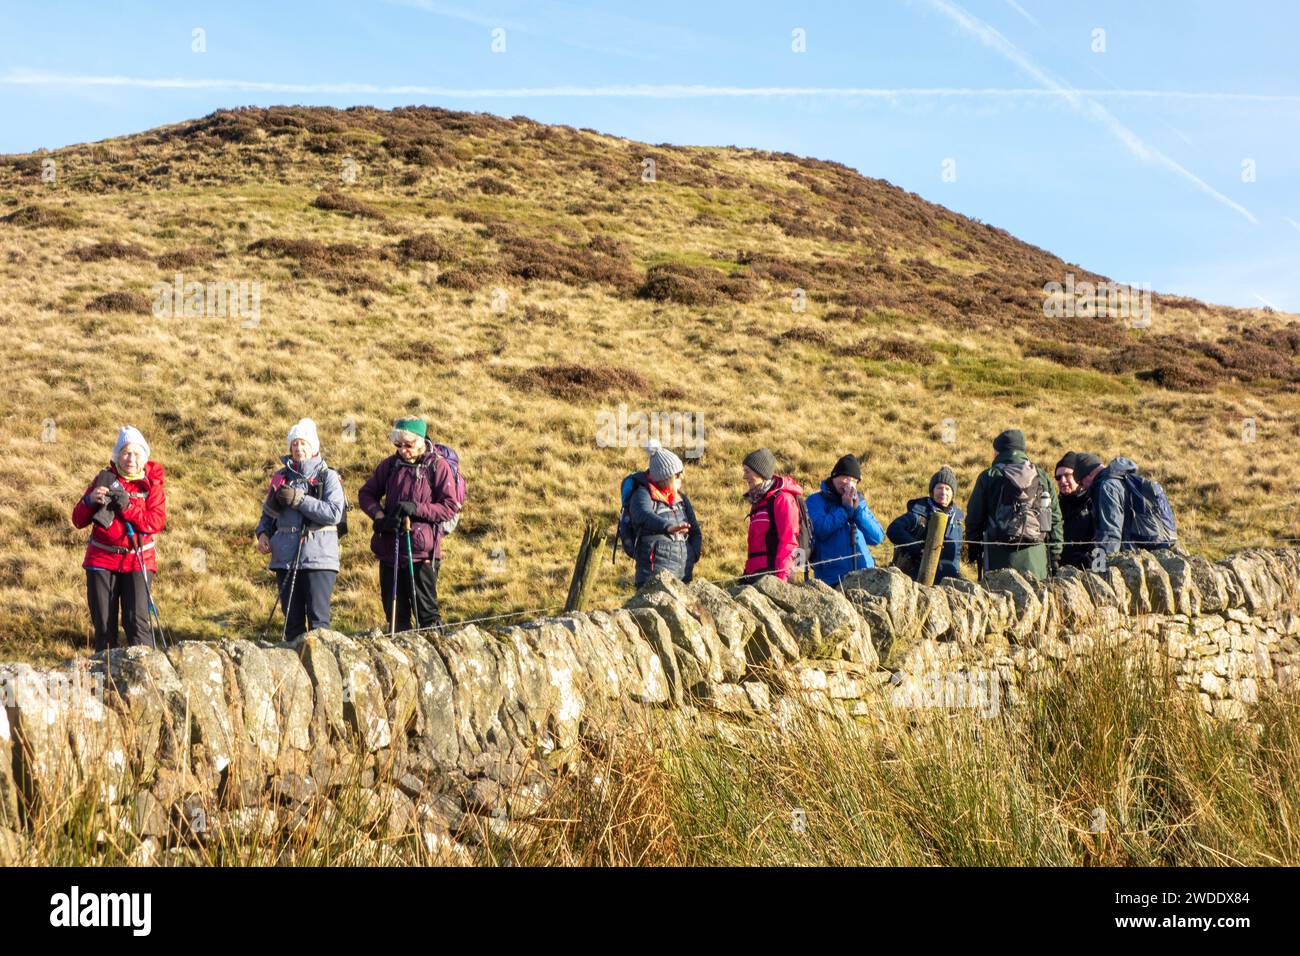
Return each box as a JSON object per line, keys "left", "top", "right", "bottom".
{"left": 564, "top": 520, "right": 608, "bottom": 613}
{"left": 917, "top": 510, "right": 950, "bottom": 587}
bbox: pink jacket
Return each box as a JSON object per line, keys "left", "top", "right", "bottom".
{"left": 743, "top": 475, "right": 804, "bottom": 581}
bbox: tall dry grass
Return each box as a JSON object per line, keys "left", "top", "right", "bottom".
{"left": 516, "top": 653, "right": 1300, "bottom": 866}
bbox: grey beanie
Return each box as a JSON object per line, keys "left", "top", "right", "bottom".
{"left": 929, "top": 465, "right": 957, "bottom": 496}
{"left": 646, "top": 441, "right": 684, "bottom": 483}
{"left": 743, "top": 448, "right": 777, "bottom": 481}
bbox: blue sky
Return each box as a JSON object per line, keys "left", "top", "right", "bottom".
{"left": 2, "top": 0, "right": 1298, "bottom": 310}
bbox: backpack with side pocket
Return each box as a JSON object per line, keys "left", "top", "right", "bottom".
{"left": 987, "top": 460, "right": 1051, "bottom": 544}
{"left": 1121, "top": 471, "right": 1176, "bottom": 546}
{"left": 427, "top": 443, "right": 467, "bottom": 535}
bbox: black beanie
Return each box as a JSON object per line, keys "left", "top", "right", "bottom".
{"left": 743, "top": 448, "right": 777, "bottom": 481}
{"left": 993, "top": 429, "right": 1026, "bottom": 453}
{"left": 1074, "top": 453, "right": 1104, "bottom": 478}
{"left": 1055, "top": 451, "right": 1080, "bottom": 474}
{"left": 830, "top": 454, "right": 862, "bottom": 481}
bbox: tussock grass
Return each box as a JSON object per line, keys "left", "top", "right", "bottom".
{"left": 513, "top": 654, "right": 1300, "bottom": 866}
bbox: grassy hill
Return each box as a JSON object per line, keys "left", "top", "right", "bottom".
{"left": 2, "top": 104, "right": 1298, "bottom": 664}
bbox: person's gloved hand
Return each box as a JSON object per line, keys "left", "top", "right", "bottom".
{"left": 375, "top": 511, "right": 401, "bottom": 533}
{"left": 396, "top": 501, "right": 419, "bottom": 518}
{"left": 276, "top": 485, "right": 304, "bottom": 508}
{"left": 1048, "top": 554, "right": 1061, "bottom": 578}
{"left": 107, "top": 484, "right": 130, "bottom": 511}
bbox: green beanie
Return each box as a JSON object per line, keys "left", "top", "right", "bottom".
{"left": 393, "top": 417, "right": 428, "bottom": 439}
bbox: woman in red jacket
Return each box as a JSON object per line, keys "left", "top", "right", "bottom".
{"left": 741, "top": 448, "right": 805, "bottom": 582}
{"left": 70, "top": 426, "right": 167, "bottom": 650}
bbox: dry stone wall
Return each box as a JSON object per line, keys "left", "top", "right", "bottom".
{"left": 2, "top": 547, "right": 1297, "bottom": 858}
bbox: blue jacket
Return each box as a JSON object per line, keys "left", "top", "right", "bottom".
{"left": 806, "top": 480, "right": 884, "bottom": 586}
{"left": 886, "top": 496, "right": 964, "bottom": 583}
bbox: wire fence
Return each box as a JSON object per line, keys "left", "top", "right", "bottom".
{"left": 382, "top": 531, "right": 1300, "bottom": 639}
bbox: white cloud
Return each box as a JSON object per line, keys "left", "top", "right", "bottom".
{"left": 2, "top": 70, "right": 1297, "bottom": 105}
{"left": 1003, "top": 0, "right": 1040, "bottom": 28}
{"left": 921, "top": 0, "right": 1258, "bottom": 225}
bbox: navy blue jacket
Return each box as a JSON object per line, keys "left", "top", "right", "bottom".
{"left": 1092, "top": 456, "right": 1175, "bottom": 554}
{"left": 886, "top": 496, "right": 964, "bottom": 583}
{"left": 627, "top": 472, "right": 702, "bottom": 588}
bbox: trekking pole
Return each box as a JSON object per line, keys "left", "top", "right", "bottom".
{"left": 280, "top": 529, "right": 307, "bottom": 641}
{"left": 262, "top": 530, "right": 306, "bottom": 635}
{"left": 390, "top": 517, "right": 401, "bottom": 639}
{"left": 403, "top": 516, "right": 420, "bottom": 629}
{"left": 125, "top": 522, "right": 168, "bottom": 650}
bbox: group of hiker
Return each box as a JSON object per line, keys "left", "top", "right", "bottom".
{"left": 73, "top": 418, "right": 467, "bottom": 651}
{"left": 618, "top": 427, "right": 1177, "bottom": 590}
{"left": 71, "top": 421, "right": 1177, "bottom": 652}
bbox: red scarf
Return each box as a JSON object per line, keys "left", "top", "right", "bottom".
{"left": 648, "top": 479, "right": 677, "bottom": 506}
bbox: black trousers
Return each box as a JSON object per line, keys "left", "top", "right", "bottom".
{"left": 86, "top": 568, "right": 154, "bottom": 651}
{"left": 274, "top": 568, "right": 337, "bottom": 640}
{"left": 379, "top": 558, "right": 440, "bottom": 631}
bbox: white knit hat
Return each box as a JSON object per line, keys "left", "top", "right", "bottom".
{"left": 112, "top": 425, "right": 150, "bottom": 465}
{"left": 287, "top": 418, "right": 320, "bottom": 457}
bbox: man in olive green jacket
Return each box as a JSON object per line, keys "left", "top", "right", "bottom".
{"left": 964, "top": 429, "right": 1063, "bottom": 581}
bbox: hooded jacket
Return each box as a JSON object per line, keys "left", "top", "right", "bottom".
{"left": 1091, "top": 456, "right": 1175, "bottom": 555}
{"left": 71, "top": 460, "right": 166, "bottom": 573}
{"left": 255, "top": 455, "right": 346, "bottom": 572}
{"left": 806, "top": 479, "right": 884, "bottom": 586}
{"left": 743, "top": 475, "right": 805, "bottom": 582}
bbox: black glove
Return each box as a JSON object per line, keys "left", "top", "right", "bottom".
{"left": 107, "top": 483, "right": 130, "bottom": 511}
{"left": 276, "top": 485, "right": 303, "bottom": 508}
{"left": 1048, "top": 554, "right": 1061, "bottom": 578}
{"left": 84, "top": 469, "right": 118, "bottom": 528}
{"left": 90, "top": 502, "right": 115, "bottom": 529}
{"left": 374, "top": 512, "right": 401, "bottom": 534}
{"left": 396, "top": 501, "right": 419, "bottom": 518}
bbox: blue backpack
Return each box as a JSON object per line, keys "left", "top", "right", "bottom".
{"left": 612, "top": 471, "right": 642, "bottom": 562}
{"left": 1121, "top": 472, "right": 1177, "bottom": 546}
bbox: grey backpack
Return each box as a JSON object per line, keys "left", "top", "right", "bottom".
{"left": 988, "top": 461, "right": 1051, "bottom": 544}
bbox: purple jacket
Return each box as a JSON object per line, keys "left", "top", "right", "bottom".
{"left": 358, "top": 449, "right": 459, "bottom": 563}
